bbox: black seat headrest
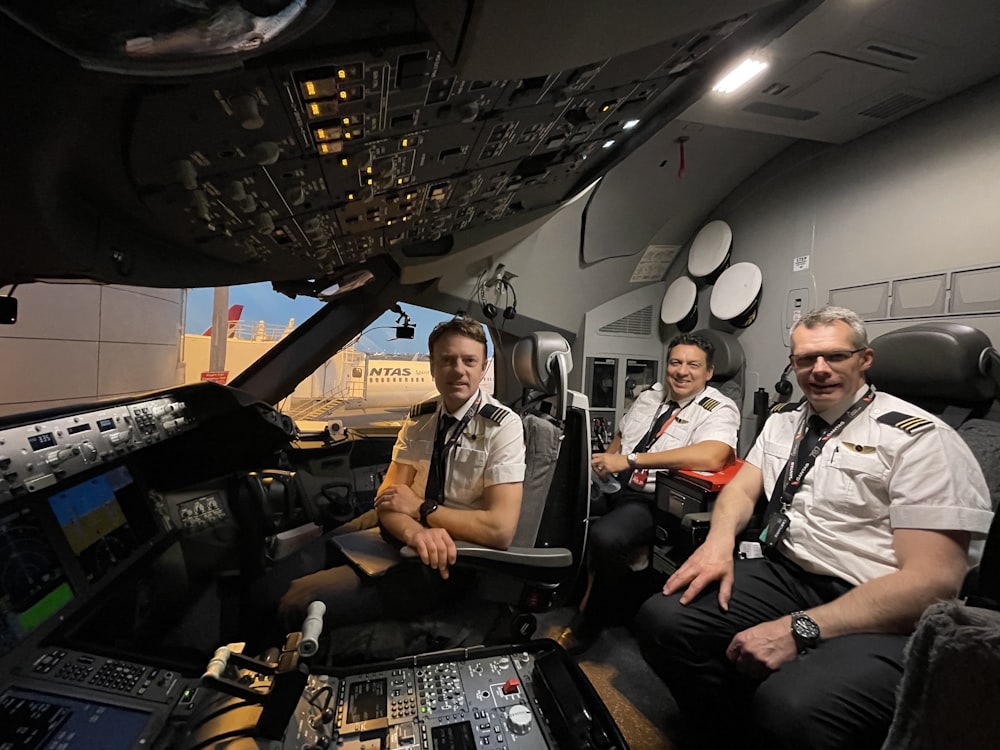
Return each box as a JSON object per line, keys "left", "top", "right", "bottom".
{"left": 868, "top": 322, "right": 996, "bottom": 406}
{"left": 692, "top": 328, "right": 745, "bottom": 381}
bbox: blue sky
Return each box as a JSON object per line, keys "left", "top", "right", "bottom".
{"left": 186, "top": 283, "right": 485, "bottom": 354}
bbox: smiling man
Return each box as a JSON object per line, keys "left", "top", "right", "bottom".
{"left": 375, "top": 317, "right": 525, "bottom": 573}
{"left": 278, "top": 317, "right": 524, "bottom": 634}
{"left": 560, "top": 332, "right": 739, "bottom": 650}
{"left": 635, "top": 306, "right": 993, "bottom": 749}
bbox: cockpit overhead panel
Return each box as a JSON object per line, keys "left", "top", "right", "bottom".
{"left": 0, "top": 1, "right": 811, "bottom": 292}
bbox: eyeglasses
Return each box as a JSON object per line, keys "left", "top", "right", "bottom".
{"left": 789, "top": 348, "right": 865, "bottom": 370}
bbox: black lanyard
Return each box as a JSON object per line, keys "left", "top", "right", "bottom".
{"left": 439, "top": 392, "right": 481, "bottom": 453}
{"left": 761, "top": 387, "right": 875, "bottom": 547}
{"left": 779, "top": 387, "right": 875, "bottom": 507}
{"left": 428, "top": 393, "right": 482, "bottom": 502}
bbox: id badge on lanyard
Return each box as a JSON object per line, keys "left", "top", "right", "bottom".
{"left": 629, "top": 401, "right": 680, "bottom": 490}
{"left": 760, "top": 388, "right": 875, "bottom": 547}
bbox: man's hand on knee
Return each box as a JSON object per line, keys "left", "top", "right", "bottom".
{"left": 663, "top": 539, "right": 736, "bottom": 609}
{"left": 409, "top": 527, "right": 457, "bottom": 579}
{"left": 725, "top": 617, "right": 798, "bottom": 677}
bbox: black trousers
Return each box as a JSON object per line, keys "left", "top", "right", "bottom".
{"left": 584, "top": 489, "right": 657, "bottom": 624}
{"left": 277, "top": 556, "right": 471, "bottom": 633}
{"left": 635, "top": 553, "right": 907, "bottom": 750}
{"left": 246, "top": 533, "right": 472, "bottom": 651}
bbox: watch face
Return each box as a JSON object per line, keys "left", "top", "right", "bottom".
{"left": 792, "top": 615, "right": 820, "bottom": 641}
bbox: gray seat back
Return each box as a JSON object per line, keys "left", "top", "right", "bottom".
{"left": 510, "top": 332, "right": 578, "bottom": 549}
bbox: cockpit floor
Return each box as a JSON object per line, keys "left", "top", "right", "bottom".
{"left": 536, "top": 607, "right": 679, "bottom": 750}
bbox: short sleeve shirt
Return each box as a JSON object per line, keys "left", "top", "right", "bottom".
{"left": 393, "top": 388, "right": 526, "bottom": 511}
{"left": 746, "top": 389, "right": 993, "bottom": 585}
{"left": 618, "top": 383, "right": 740, "bottom": 492}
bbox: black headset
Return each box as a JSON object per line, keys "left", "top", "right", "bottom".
{"left": 479, "top": 279, "right": 517, "bottom": 320}
{"left": 774, "top": 362, "right": 793, "bottom": 401}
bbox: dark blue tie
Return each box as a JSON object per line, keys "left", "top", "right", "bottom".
{"left": 797, "top": 414, "right": 827, "bottom": 466}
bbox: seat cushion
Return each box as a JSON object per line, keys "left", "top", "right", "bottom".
{"left": 958, "top": 419, "right": 1000, "bottom": 511}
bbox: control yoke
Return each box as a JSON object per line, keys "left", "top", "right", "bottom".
{"left": 201, "top": 601, "right": 326, "bottom": 739}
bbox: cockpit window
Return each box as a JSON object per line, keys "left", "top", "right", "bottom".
{"left": 279, "top": 305, "right": 495, "bottom": 433}
{"left": 182, "top": 285, "right": 493, "bottom": 433}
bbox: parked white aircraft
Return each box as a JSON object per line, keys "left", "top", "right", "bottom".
{"left": 314, "top": 354, "right": 496, "bottom": 435}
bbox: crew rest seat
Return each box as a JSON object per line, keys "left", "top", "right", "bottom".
{"left": 867, "top": 321, "right": 998, "bottom": 427}
{"left": 865, "top": 325, "right": 1000, "bottom": 748}
{"left": 867, "top": 321, "right": 1000, "bottom": 586}
{"left": 867, "top": 321, "right": 1000, "bottom": 504}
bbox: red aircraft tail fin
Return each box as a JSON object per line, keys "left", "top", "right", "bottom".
{"left": 202, "top": 304, "right": 244, "bottom": 336}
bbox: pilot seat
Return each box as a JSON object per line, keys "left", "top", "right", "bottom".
{"left": 392, "top": 330, "right": 591, "bottom": 648}
{"left": 238, "top": 330, "right": 592, "bottom": 665}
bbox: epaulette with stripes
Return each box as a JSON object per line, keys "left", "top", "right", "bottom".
{"left": 698, "top": 396, "right": 722, "bottom": 412}
{"left": 409, "top": 399, "right": 438, "bottom": 418}
{"left": 478, "top": 403, "right": 513, "bottom": 425}
{"left": 770, "top": 401, "right": 803, "bottom": 414}
{"left": 877, "top": 411, "right": 935, "bottom": 435}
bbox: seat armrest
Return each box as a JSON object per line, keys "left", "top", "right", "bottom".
{"left": 400, "top": 543, "right": 573, "bottom": 567}
{"left": 681, "top": 511, "right": 712, "bottom": 528}
{"left": 268, "top": 522, "right": 324, "bottom": 561}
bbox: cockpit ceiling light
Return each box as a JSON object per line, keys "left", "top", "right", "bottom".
{"left": 712, "top": 58, "right": 768, "bottom": 94}
{"left": 622, "top": 119, "right": 640, "bottom": 130}
{"left": 602, "top": 139, "right": 616, "bottom": 149}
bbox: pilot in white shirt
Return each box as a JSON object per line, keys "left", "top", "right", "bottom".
{"left": 562, "top": 333, "right": 738, "bottom": 650}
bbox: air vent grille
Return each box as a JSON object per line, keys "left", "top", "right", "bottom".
{"left": 864, "top": 42, "right": 921, "bottom": 63}
{"left": 743, "top": 101, "right": 818, "bottom": 121}
{"left": 599, "top": 305, "right": 655, "bottom": 337}
{"left": 858, "top": 93, "right": 927, "bottom": 119}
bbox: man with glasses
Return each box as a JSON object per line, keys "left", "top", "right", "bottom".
{"left": 636, "top": 306, "right": 993, "bottom": 750}
{"left": 559, "top": 332, "right": 739, "bottom": 651}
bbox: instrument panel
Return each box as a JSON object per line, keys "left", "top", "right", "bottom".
{"left": 188, "top": 642, "right": 625, "bottom": 750}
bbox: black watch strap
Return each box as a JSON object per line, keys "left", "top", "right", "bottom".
{"left": 419, "top": 500, "right": 439, "bottom": 526}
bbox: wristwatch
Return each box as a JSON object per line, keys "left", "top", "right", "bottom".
{"left": 627, "top": 452, "right": 639, "bottom": 469}
{"left": 790, "top": 611, "right": 821, "bottom": 652}
{"left": 419, "top": 500, "right": 439, "bottom": 526}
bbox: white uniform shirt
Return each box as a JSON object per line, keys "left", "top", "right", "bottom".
{"left": 746, "top": 387, "right": 994, "bottom": 586}
{"left": 618, "top": 383, "right": 740, "bottom": 492}
{"left": 393, "top": 388, "right": 526, "bottom": 511}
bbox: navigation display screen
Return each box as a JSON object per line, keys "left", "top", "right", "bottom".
{"left": 0, "top": 506, "right": 74, "bottom": 659}
{"left": 0, "top": 688, "right": 150, "bottom": 750}
{"left": 47, "top": 466, "right": 144, "bottom": 584}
